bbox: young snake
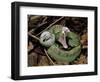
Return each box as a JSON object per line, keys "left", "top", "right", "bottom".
{"left": 40, "top": 25, "right": 81, "bottom": 62}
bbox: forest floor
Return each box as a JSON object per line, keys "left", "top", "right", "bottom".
{"left": 28, "top": 16, "right": 88, "bottom": 66}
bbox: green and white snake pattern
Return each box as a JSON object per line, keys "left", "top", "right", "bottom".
{"left": 40, "top": 25, "right": 81, "bottom": 62}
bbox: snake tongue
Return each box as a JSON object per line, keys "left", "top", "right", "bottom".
{"left": 58, "top": 33, "right": 68, "bottom": 49}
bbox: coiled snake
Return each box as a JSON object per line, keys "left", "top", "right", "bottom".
{"left": 40, "top": 25, "right": 81, "bottom": 62}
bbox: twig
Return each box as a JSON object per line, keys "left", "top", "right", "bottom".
{"left": 28, "top": 22, "right": 47, "bottom": 34}
{"left": 28, "top": 29, "right": 35, "bottom": 34}
{"left": 28, "top": 33, "right": 40, "bottom": 41}
{"left": 44, "top": 49, "right": 56, "bottom": 65}
{"left": 37, "top": 22, "right": 47, "bottom": 27}
{"left": 43, "top": 16, "right": 47, "bottom": 22}
{"left": 36, "top": 16, "right": 65, "bottom": 36}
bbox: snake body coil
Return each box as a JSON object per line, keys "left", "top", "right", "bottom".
{"left": 40, "top": 25, "right": 81, "bottom": 62}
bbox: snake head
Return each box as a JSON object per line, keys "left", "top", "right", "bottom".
{"left": 58, "top": 27, "right": 70, "bottom": 49}
{"left": 40, "top": 31, "right": 55, "bottom": 47}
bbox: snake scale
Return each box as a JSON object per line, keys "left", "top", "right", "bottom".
{"left": 40, "top": 25, "right": 81, "bottom": 62}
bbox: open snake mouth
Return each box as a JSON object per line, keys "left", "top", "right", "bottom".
{"left": 58, "top": 27, "right": 70, "bottom": 49}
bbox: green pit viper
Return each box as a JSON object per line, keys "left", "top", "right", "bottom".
{"left": 40, "top": 25, "right": 81, "bottom": 62}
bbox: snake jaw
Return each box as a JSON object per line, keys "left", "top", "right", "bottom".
{"left": 58, "top": 27, "right": 70, "bottom": 49}
{"left": 58, "top": 33, "right": 68, "bottom": 49}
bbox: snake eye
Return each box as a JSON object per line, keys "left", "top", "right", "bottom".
{"left": 40, "top": 31, "right": 55, "bottom": 47}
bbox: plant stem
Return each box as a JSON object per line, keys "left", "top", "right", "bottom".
{"left": 28, "top": 33, "right": 40, "bottom": 41}
{"left": 44, "top": 49, "right": 56, "bottom": 65}
{"left": 28, "top": 22, "right": 47, "bottom": 34}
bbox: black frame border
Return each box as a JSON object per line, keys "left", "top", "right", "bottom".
{"left": 11, "top": 1, "right": 98, "bottom": 80}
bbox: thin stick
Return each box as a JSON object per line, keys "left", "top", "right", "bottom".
{"left": 28, "top": 22, "right": 47, "bottom": 34}
{"left": 37, "top": 22, "right": 47, "bottom": 27}
{"left": 43, "top": 16, "right": 47, "bottom": 22}
{"left": 28, "top": 33, "right": 40, "bottom": 41}
{"left": 36, "top": 16, "right": 65, "bottom": 36}
{"left": 28, "top": 29, "right": 35, "bottom": 34}
{"left": 44, "top": 49, "right": 56, "bottom": 65}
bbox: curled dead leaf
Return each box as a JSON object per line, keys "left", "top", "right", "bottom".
{"left": 28, "top": 41, "right": 34, "bottom": 52}
{"left": 81, "top": 33, "right": 88, "bottom": 46}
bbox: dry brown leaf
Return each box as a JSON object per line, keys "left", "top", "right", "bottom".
{"left": 38, "top": 56, "right": 50, "bottom": 66}
{"left": 28, "top": 52, "right": 38, "bottom": 66}
{"left": 28, "top": 41, "right": 34, "bottom": 52}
